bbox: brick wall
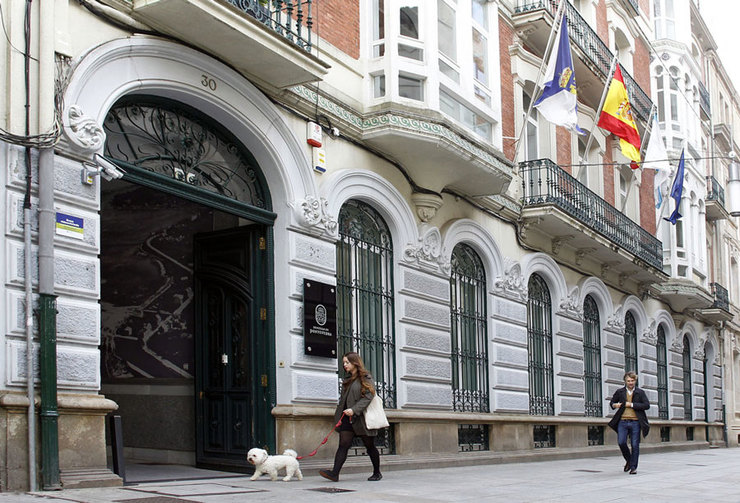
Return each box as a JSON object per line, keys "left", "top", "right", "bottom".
{"left": 557, "top": 128, "right": 573, "bottom": 173}
{"left": 640, "top": 165, "right": 656, "bottom": 234}
{"left": 317, "top": 0, "right": 360, "bottom": 59}
{"left": 633, "top": 39, "right": 651, "bottom": 93}
{"left": 603, "top": 136, "right": 615, "bottom": 206}
{"left": 499, "top": 16, "right": 516, "bottom": 160}
{"left": 596, "top": 0, "right": 608, "bottom": 41}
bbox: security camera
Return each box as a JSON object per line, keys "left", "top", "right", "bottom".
{"left": 93, "top": 153, "right": 125, "bottom": 180}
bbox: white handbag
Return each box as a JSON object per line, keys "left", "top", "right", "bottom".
{"left": 363, "top": 394, "right": 389, "bottom": 429}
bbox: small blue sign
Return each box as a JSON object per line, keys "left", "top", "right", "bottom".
{"left": 56, "top": 212, "right": 84, "bottom": 240}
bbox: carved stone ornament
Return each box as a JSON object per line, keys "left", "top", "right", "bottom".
{"left": 295, "top": 195, "right": 338, "bottom": 236}
{"left": 670, "top": 337, "right": 683, "bottom": 353}
{"left": 575, "top": 248, "right": 595, "bottom": 266}
{"left": 411, "top": 192, "right": 443, "bottom": 223}
{"left": 494, "top": 258, "right": 527, "bottom": 301}
{"left": 552, "top": 235, "right": 574, "bottom": 256}
{"left": 558, "top": 286, "right": 582, "bottom": 319}
{"left": 606, "top": 305, "right": 625, "bottom": 332}
{"left": 64, "top": 105, "right": 106, "bottom": 153}
{"left": 403, "top": 225, "right": 450, "bottom": 274}
{"left": 641, "top": 319, "right": 657, "bottom": 345}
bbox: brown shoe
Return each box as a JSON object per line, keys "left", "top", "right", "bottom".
{"left": 319, "top": 469, "right": 338, "bottom": 482}
{"left": 624, "top": 462, "right": 630, "bottom": 472}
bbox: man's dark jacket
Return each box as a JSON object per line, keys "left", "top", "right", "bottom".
{"left": 608, "top": 386, "right": 650, "bottom": 437}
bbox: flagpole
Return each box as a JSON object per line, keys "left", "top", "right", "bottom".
{"left": 575, "top": 54, "right": 618, "bottom": 180}
{"left": 620, "top": 103, "right": 657, "bottom": 213}
{"left": 512, "top": 0, "right": 567, "bottom": 163}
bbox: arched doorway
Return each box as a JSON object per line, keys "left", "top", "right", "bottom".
{"left": 99, "top": 96, "right": 276, "bottom": 470}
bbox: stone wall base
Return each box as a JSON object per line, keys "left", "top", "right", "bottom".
{"left": 0, "top": 392, "right": 122, "bottom": 492}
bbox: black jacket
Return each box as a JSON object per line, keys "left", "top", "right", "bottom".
{"left": 608, "top": 386, "right": 650, "bottom": 437}
{"left": 334, "top": 373, "right": 378, "bottom": 437}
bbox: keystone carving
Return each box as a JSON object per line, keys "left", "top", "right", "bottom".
{"left": 65, "top": 105, "right": 106, "bottom": 153}
{"left": 295, "top": 196, "right": 338, "bottom": 236}
{"left": 403, "top": 225, "right": 450, "bottom": 274}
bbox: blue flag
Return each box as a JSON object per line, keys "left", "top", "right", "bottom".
{"left": 664, "top": 149, "right": 685, "bottom": 225}
{"left": 534, "top": 15, "right": 585, "bottom": 134}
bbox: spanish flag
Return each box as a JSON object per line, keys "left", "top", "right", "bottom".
{"left": 597, "top": 64, "right": 641, "bottom": 167}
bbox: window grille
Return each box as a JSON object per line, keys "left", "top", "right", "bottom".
{"left": 533, "top": 425, "right": 556, "bottom": 448}
{"left": 682, "top": 335, "right": 692, "bottom": 420}
{"left": 657, "top": 326, "right": 669, "bottom": 419}
{"left": 336, "top": 199, "right": 396, "bottom": 409}
{"left": 582, "top": 295, "right": 602, "bottom": 417}
{"left": 587, "top": 425, "right": 604, "bottom": 446}
{"left": 458, "top": 424, "right": 489, "bottom": 452}
{"left": 450, "top": 244, "right": 489, "bottom": 413}
{"left": 527, "top": 273, "right": 554, "bottom": 416}
{"left": 624, "top": 312, "right": 638, "bottom": 373}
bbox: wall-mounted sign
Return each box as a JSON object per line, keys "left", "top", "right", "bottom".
{"left": 55, "top": 212, "right": 84, "bottom": 240}
{"left": 303, "top": 279, "right": 337, "bottom": 358}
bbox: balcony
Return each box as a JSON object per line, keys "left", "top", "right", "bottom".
{"left": 706, "top": 175, "right": 730, "bottom": 221}
{"left": 513, "top": 1, "right": 653, "bottom": 123}
{"left": 618, "top": 0, "right": 640, "bottom": 17}
{"left": 520, "top": 159, "right": 665, "bottom": 287}
{"left": 129, "top": 0, "right": 329, "bottom": 89}
{"left": 652, "top": 279, "right": 714, "bottom": 313}
{"left": 698, "top": 81, "right": 711, "bottom": 119}
{"left": 713, "top": 122, "right": 734, "bottom": 152}
{"left": 695, "top": 282, "right": 733, "bottom": 323}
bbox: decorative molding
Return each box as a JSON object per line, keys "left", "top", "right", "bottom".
{"left": 518, "top": 217, "right": 542, "bottom": 240}
{"left": 601, "top": 261, "right": 618, "bottom": 279}
{"left": 294, "top": 195, "right": 338, "bottom": 236}
{"left": 641, "top": 319, "right": 657, "bottom": 345}
{"left": 494, "top": 258, "right": 527, "bottom": 301}
{"left": 575, "top": 247, "right": 596, "bottom": 266}
{"left": 606, "top": 305, "right": 625, "bottom": 332}
{"left": 411, "top": 192, "right": 443, "bottom": 223}
{"left": 289, "top": 85, "right": 514, "bottom": 176}
{"left": 551, "top": 235, "right": 574, "bottom": 256}
{"left": 557, "top": 286, "right": 582, "bottom": 319}
{"left": 670, "top": 337, "right": 683, "bottom": 353}
{"left": 64, "top": 105, "right": 106, "bottom": 153}
{"left": 403, "top": 225, "right": 450, "bottom": 274}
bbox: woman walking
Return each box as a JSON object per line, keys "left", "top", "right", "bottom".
{"left": 319, "top": 352, "right": 382, "bottom": 482}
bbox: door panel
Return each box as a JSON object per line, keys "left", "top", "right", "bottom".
{"left": 195, "top": 226, "right": 263, "bottom": 468}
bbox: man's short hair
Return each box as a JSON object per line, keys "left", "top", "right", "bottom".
{"left": 623, "top": 371, "right": 637, "bottom": 381}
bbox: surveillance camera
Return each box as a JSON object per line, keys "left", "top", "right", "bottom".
{"left": 94, "top": 153, "right": 125, "bottom": 180}
{"left": 329, "top": 127, "right": 340, "bottom": 137}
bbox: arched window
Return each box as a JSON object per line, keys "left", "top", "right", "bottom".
{"left": 336, "top": 199, "right": 396, "bottom": 407}
{"left": 582, "top": 295, "right": 602, "bottom": 417}
{"left": 624, "top": 312, "right": 638, "bottom": 373}
{"left": 527, "top": 273, "right": 553, "bottom": 415}
{"left": 656, "top": 325, "right": 669, "bottom": 419}
{"left": 449, "top": 243, "right": 488, "bottom": 412}
{"left": 682, "top": 335, "right": 692, "bottom": 420}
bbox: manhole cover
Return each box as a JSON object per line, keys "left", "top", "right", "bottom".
{"left": 574, "top": 469, "right": 602, "bottom": 473}
{"left": 307, "top": 487, "right": 356, "bottom": 493}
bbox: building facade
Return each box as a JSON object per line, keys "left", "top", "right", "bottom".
{"left": 0, "top": 0, "right": 732, "bottom": 492}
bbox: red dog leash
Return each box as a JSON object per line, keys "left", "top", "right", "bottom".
{"left": 295, "top": 412, "right": 345, "bottom": 460}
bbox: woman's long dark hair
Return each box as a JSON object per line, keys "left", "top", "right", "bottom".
{"left": 342, "top": 351, "right": 375, "bottom": 396}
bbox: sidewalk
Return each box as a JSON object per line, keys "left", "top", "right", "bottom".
{"left": 1, "top": 447, "right": 738, "bottom": 502}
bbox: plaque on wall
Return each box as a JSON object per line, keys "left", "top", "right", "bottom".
{"left": 303, "top": 279, "right": 337, "bottom": 358}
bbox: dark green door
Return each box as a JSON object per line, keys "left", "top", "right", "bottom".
{"left": 194, "top": 226, "right": 269, "bottom": 468}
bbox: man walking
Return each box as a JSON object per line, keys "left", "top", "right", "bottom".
{"left": 608, "top": 371, "right": 650, "bottom": 474}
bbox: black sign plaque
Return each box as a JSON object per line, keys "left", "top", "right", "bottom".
{"left": 303, "top": 279, "right": 337, "bottom": 358}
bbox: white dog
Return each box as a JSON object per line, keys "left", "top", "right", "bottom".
{"left": 247, "top": 448, "right": 303, "bottom": 482}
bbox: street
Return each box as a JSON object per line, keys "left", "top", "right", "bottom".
{"left": 1, "top": 447, "right": 738, "bottom": 502}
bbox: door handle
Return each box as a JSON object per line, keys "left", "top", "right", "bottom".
{"left": 221, "top": 353, "right": 228, "bottom": 365}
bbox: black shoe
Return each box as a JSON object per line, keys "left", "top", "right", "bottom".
{"left": 624, "top": 462, "right": 630, "bottom": 472}
{"left": 368, "top": 473, "right": 382, "bottom": 481}
{"left": 629, "top": 469, "right": 637, "bottom": 475}
{"left": 319, "top": 469, "right": 338, "bottom": 482}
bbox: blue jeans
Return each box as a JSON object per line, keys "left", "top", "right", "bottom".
{"left": 617, "top": 419, "right": 641, "bottom": 470}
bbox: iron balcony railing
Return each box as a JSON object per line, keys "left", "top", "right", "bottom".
{"left": 698, "top": 81, "right": 711, "bottom": 116}
{"left": 706, "top": 175, "right": 725, "bottom": 207}
{"left": 514, "top": 1, "right": 653, "bottom": 123}
{"left": 710, "top": 282, "right": 730, "bottom": 311}
{"left": 520, "top": 158, "right": 663, "bottom": 270}
{"left": 622, "top": 0, "right": 640, "bottom": 16}
{"left": 226, "top": 0, "right": 313, "bottom": 51}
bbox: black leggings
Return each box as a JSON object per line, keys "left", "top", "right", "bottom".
{"left": 331, "top": 430, "right": 380, "bottom": 475}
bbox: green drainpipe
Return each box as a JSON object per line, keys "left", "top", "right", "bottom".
{"left": 38, "top": 293, "right": 60, "bottom": 489}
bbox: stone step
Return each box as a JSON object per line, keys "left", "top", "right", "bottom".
{"left": 60, "top": 468, "right": 123, "bottom": 489}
